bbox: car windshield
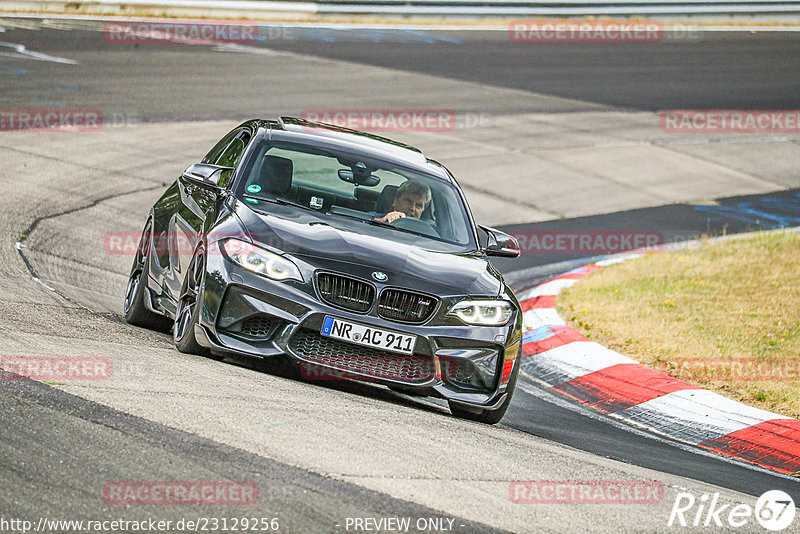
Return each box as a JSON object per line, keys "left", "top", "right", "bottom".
{"left": 234, "top": 140, "right": 477, "bottom": 251}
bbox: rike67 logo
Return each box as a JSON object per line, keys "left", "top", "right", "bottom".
{"left": 669, "top": 490, "right": 796, "bottom": 531}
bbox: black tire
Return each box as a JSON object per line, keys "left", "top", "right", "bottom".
{"left": 448, "top": 360, "right": 519, "bottom": 425}
{"left": 173, "top": 247, "right": 218, "bottom": 358}
{"left": 123, "top": 221, "right": 172, "bottom": 332}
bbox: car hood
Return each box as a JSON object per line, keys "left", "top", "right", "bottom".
{"left": 235, "top": 202, "right": 502, "bottom": 296}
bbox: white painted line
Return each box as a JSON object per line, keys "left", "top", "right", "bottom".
{"left": 595, "top": 254, "right": 642, "bottom": 267}
{"left": 516, "top": 277, "right": 577, "bottom": 300}
{"left": 0, "top": 41, "right": 77, "bottom": 64}
{"left": 211, "top": 43, "right": 296, "bottom": 56}
{"left": 615, "top": 389, "right": 790, "bottom": 444}
{"left": 522, "top": 308, "right": 564, "bottom": 330}
{"left": 522, "top": 341, "right": 636, "bottom": 386}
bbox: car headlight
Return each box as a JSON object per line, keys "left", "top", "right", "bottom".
{"left": 448, "top": 300, "right": 514, "bottom": 326}
{"left": 221, "top": 238, "right": 302, "bottom": 282}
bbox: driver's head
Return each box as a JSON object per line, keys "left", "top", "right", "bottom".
{"left": 392, "top": 181, "right": 431, "bottom": 219}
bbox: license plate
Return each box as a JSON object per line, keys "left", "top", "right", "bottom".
{"left": 321, "top": 316, "right": 416, "bottom": 355}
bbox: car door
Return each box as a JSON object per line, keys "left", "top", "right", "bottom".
{"left": 163, "top": 128, "right": 252, "bottom": 300}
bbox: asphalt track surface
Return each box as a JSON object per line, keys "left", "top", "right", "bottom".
{"left": 263, "top": 30, "right": 800, "bottom": 112}
{"left": 1, "top": 22, "right": 799, "bottom": 118}
{"left": 1, "top": 376, "right": 501, "bottom": 534}
{"left": 1, "top": 18, "right": 799, "bottom": 532}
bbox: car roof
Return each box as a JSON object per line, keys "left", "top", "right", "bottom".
{"left": 248, "top": 117, "right": 453, "bottom": 182}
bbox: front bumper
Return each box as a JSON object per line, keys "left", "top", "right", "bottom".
{"left": 195, "top": 253, "right": 522, "bottom": 410}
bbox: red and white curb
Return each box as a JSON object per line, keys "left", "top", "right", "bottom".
{"left": 517, "top": 255, "right": 800, "bottom": 476}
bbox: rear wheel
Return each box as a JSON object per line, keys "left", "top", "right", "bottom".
{"left": 173, "top": 248, "right": 220, "bottom": 359}
{"left": 448, "top": 361, "right": 519, "bottom": 424}
{"left": 123, "top": 221, "right": 172, "bottom": 332}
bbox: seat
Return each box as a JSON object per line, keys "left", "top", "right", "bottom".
{"left": 259, "top": 155, "right": 293, "bottom": 195}
{"left": 374, "top": 185, "right": 399, "bottom": 215}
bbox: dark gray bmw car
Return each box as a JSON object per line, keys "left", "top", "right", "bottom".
{"left": 124, "top": 117, "right": 523, "bottom": 423}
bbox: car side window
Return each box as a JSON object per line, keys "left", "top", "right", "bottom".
{"left": 203, "top": 129, "right": 240, "bottom": 164}
{"left": 216, "top": 132, "right": 250, "bottom": 168}
{"left": 209, "top": 130, "right": 252, "bottom": 189}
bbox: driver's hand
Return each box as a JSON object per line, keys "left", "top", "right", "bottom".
{"left": 375, "top": 211, "right": 406, "bottom": 223}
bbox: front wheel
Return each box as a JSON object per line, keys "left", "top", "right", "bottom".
{"left": 123, "top": 220, "right": 172, "bottom": 332}
{"left": 173, "top": 248, "right": 218, "bottom": 358}
{"left": 448, "top": 362, "right": 519, "bottom": 424}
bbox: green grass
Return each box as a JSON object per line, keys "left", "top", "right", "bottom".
{"left": 558, "top": 231, "right": 800, "bottom": 418}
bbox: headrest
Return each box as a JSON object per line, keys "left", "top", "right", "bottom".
{"left": 375, "top": 185, "right": 399, "bottom": 214}
{"left": 259, "top": 155, "right": 293, "bottom": 195}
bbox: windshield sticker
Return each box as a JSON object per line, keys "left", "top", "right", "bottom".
{"left": 246, "top": 184, "right": 262, "bottom": 193}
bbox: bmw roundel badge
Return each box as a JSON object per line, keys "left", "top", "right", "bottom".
{"left": 372, "top": 271, "right": 388, "bottom": 282}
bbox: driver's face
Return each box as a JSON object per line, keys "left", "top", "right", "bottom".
{"left": 393, "top": 192, "right": 426, "bottom": 219}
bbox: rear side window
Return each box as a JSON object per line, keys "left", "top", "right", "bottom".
{"left": 216, "top": 133, "right": 250, "bottom": 168}
{"left": 203, "top": 129, "right": 240, "bottom": 164}
{"left": 205, "top": 129, "right": 251, "bottom": 188}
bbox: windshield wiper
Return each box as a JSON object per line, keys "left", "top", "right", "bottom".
{"left": 310, "top": 209, "right": 411, "bottom": 233}
{"left": 364, "top": 218, "right": 395, "bottom": 229}
{"left": 363, "top": 218, "right": 436, "bottom": 240}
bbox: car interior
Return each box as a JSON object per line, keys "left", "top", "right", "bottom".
{"left": 240, "top": 148, "right": 461, "bottom": 242}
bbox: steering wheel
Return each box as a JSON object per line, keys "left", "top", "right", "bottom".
{"left": 391, "top": 216, "right": 440, "bottom": 238}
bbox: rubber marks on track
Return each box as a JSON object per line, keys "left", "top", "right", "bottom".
{"left": 518, "top": 261, "right": 800, "bottom": 476}
{"left": 700, "top": 419, "right": 800, "bottom": 474}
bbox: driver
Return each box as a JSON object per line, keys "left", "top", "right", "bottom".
{"left": 374, "top": 181, "right": 431, "bottom": 223}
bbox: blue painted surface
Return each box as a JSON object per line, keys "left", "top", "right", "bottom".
{"left": 693, "top": 192, "right": 800, "bottom": 229}
{"left": 0, "top": 65, "right": 26, "bottom": 74}
{"left": 257, "top": 27, "right": 462, "bottom": 44}
{"left": 522, "top": 325, "right": 558, "bottom": 344}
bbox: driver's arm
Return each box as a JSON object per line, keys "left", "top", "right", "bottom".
{"left": 374, "top": 211, "right": 406, "bottom": 223}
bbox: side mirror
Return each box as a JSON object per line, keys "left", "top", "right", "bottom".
{"left": 480, "top": 225, "right": 521, "bottom": 258}
{"left": 182, "top": 163, "right": 234, "bottom": 189}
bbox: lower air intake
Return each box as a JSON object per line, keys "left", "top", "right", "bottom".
{"left": 289, "top": 329, "right": 434, "bottom": 384}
